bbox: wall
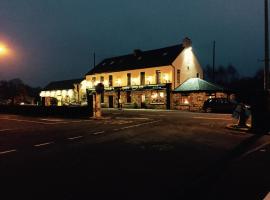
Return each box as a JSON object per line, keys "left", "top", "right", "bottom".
{"left": 172, "top": 47, "right": 204, "bottom": 89}
{"left": 172, "top": 92, "right": 228, "bottom": 111}
{"left": 86, "top": 65, "right": 173, "bottom": 88}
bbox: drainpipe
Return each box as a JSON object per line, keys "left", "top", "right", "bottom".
{"left": 170, "top": 64, "right": 176, "bottom": 89}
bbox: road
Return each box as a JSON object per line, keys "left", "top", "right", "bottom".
{"left": 0, "top": 109, "right": 269, "bottom": 200}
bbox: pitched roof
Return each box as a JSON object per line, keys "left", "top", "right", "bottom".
{"left": 174, "top": 78, "right": 224, "bottom": 92}
{"left": 43, "top": 78, "right": 83, "bottom": 91}
{"left": 86, "top": 44, "right": 184, "bottom": 75}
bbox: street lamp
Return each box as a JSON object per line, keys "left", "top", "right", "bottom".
{"left": 0, "top": 43, "right": 9, "bottom": 56}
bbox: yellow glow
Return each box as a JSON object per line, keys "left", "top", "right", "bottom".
{"left": 45, "top": 91, "right": 51, "bottom": 97}
{"left": 103, "top": 80, "right": 109, "bottom": 87}
{"left": 151, "top": 92, "right": 158, "bottom": 99}
{"left": 132, "top": 77, "right": 139, "bottom": 85}
{"left": 183, "top": 47, "right": 193, "bottom": 67}
{"left": 163, "top": 74, "right": 169, "bottom": 83}
{"left": 184, "top": 99, "right": 189, "bottom": 104}
{"left": 116, "top": 79, "right": 122, "bottom": 86}
{"left": 160, "top": 92, "right": 164, "bottom": 98}
{"left": 40, "top": 91, "right": 45, "bottom": 97}
{"left": 50, "top": 91, "right": 56, "bottom": 97}
{"left": 68, "top": 89, "right": 74, "bottom": 97}
{"left": 62, "top": 90, "right": 67, "bottom": 97}
{"left": 0, "top": 43, "right": 8, "bottom": 56}
{"left": 146, "top": 76, "right": 153, "bottom": 84}
{"left": 81, "top": 80, "right": 91, "bottom": 90}
{"left": 56, "top": 90, "right": 61, "bottom": 96}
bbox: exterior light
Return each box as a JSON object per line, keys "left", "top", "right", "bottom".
{"left": 147, "top": 76, "right": 153, "bottom": 84}
{"left": 45, "top": 91, "right": 51, "bottom": 97}
{"left": 151, "top": 92, "right": 158, "bottom": 99}
{"left": 68, "top": 89, "right": 74, "bottom": 97}
{"left": 116, "top": 79, "right": 122, "bottom": 86}
{"left": 40, "top": 91, "right": 45, "bottom": 97}
{"left": 56, "top": 90, "right": 61, "bottom": 96}
{"left": 184, "top": 99, "right": 189, "bottom": 104}
{"left": 103, "top": 80, "right": 109, "bottom": 87}
{"left": 131, "top": 78, "right": 138, "bottom": 85}
{"left": 160, "top": 92, "right": 164, "bottom": 98}
{"left": 163, "top": 74, "right": 169, "bottom": 83}
{"left": 50, "top": 91, "right": 56, "bottom": 97}
{"left": 62, "top": 90, "right": 67, "bottom": 97}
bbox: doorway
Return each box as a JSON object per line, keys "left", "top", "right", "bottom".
{"left": 109, "top": 96, "right": 114, "bottom": 108}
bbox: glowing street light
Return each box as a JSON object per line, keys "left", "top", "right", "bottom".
{"left": 0, "top": 43, "right": 9, "bottom": 56}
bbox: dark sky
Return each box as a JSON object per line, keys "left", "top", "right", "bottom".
{"left": 0, "top": 0, "right": 265, "bottom": 87}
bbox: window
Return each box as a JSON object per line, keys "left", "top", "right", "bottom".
{"left": 92, "top": 77, "right": 96, "bottom": 85}
{"left": 126, "top": 91, "right": 131, "bottom": 103}
{"left": 100, "top": 76, "right": 104, "bottom": 83}
{"left": 109, "top": 75, "right": 113, "bottom": 87}
{"left": 140, "top": 72, "right": 145, "bottom": 85}
{"left": 156, "top": 70, "right": 161, "bottom": 84}
{"left": 127, "top": 73, "right": 131, "bottom": 86}
{"left": 177, "top": 69, "right": 181, "bottom": 83}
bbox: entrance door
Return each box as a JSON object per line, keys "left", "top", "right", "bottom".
{"left": 109, "top": 96, "right": 114, "bottom": 108}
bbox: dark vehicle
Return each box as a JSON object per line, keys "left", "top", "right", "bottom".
{"left": 202, "top": 98, "right": 236, "bottom": 113}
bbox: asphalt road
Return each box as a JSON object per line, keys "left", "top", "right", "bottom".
{"left": 0, "top": 109, "right": 269, "bottom": 200}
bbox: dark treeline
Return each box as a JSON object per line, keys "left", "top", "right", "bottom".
{"left": 204, "top": 64, "right": 264, "bottom": 103}
{"left": 0, "top": 79, "right": 41, "bottom": 105}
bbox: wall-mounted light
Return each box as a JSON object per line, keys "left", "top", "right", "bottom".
{"left": 146, "top": 76, "right": 153, "bottom": 84}
{"left": 40, "top": 91, "right": 45, "bottom": 97}
{"left": 116, "top": 79, "right": 122, "bottom": 86}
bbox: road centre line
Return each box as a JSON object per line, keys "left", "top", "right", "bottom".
{"left": 114, "top": 120, "right": 161, "bottom": 131}
{"left": 0, "top": 117, "right": 67, "bottom": 125}
{"left": 192, "top": 117, "right": 232, "bottom": 121}
{"left": 240, "top": 140, "right": 270, "bottom": 159}
{"left": 0, "top": 149, "right": 17, "bottom": 155}
{"left": 91, "top": 131, "right": 105, "bottom": 135}
{"left": 115, "top": 117, "right": 149, "bottom": 120}
{"left": 0, "top": 129, "right": 15, "bottom": 132}
{"left": 34, "top": 142, "right": 54, "bottom": 147}
{"left": 68, "top": 135, "right": 84, "bottom": 140}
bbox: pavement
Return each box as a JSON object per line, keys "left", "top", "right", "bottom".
{"left": 0, "top": 109, "right": 269, "bottom": 200}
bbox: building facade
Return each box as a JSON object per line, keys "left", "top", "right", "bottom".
{"left": 40, "top": 79, "right": 82, "bottom": 106}
{"left": 83, "top": 38, "right": 203, "bottom": 109}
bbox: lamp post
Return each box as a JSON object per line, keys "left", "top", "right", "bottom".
{"left": 265, "top": 0, "right": 270, "bottom": 91}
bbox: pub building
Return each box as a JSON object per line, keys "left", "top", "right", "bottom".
{"left": 82, "top": 37, "right": 203, "bottom": 109}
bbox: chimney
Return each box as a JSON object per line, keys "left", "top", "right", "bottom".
{"left": 182, "top": 37, "right": 192, "bottom": 48}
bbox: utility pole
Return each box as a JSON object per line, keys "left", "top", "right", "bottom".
{"left": 265, "top": 0, "right": 270, "bottom": 91}
{"left": 212, "top": 40, "right": 216, "bottom": 82}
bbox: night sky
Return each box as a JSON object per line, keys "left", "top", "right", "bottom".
{"left": 0, "top": 0, "right": 265, "bottom": 87}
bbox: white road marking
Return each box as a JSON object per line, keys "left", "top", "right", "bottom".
{"left": 193, "top": 117, "right": 232, "bottom": 121}
{"left": 34, "top": 142, "right": 54, "bottom": 147}
{"left": 114, "top": 120, "right": 161, "bottom": 131}
{"left": 115, "top": 117, "right": 149, "bottom": 120}
{"left": 240, "top": 141, "right": 270, "bottom": 159}
{"left": 0, "top": 129, "right": 15, "bottom": 132}
{"left": 0, "top": 149, "right": 17, "bottom": 155}
{"left": 263, "top": 192, "right": 270, "bottom": 200}
{"left": 0, "top": 117, "right": 64, "bottom": 125}
{"left": 91, "top": 131, "right": 105, "bottom": 135}
{"left": 68, "top": 135, "right": 83, "bottom": 140}
{"left": 40, "top": 118, "right": 64, "bottom": 122}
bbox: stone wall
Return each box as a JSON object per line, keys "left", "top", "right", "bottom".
{"left": 172, "top": 92, "right": 228, "bottom": 111}
{"left": 102, "top": 89, "right": 167, "bottom": 109}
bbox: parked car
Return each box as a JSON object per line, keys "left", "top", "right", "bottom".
{"left": 202, "top": 98, "right": 237, "bottom": 113}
